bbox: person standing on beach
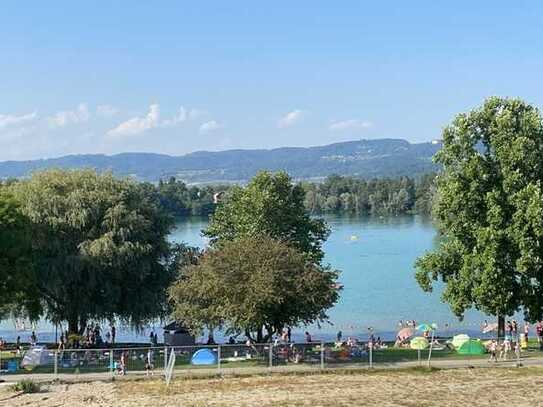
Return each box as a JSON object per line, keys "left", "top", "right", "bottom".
{"left": 120, "top": 351, "right": 127, "bottom": 375}
{"left": 305, "top": 331, "right": 312, "bottom": 343}
{"left": 489, "top": 340, "right": 497, "bottom": 362}
{"left": 145, "top": 348, "right": 154, "bottom": 376}
{"left": 30, "top": 331, "right": 37, "bottom": 346}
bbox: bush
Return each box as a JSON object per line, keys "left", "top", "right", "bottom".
{"left": 11, "top": 379, "right": 41, "bottom": 393}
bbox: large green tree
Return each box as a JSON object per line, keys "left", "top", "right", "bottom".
{"left": 415, "top": 97, "right": 543, "bottom": 333}
{"left": 169, "top": 235, "right": 339, "bottom": 342}
{"left": 9, "top": 169, "right": 177, "bottom": 334}
{"left": 0, "top": 190, "right": 39, "bottom": 317}
{"left": 204, "top": 171, "right": 329, "bottom": 262}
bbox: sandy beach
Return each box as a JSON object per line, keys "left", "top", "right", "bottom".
{"left": 2, "top": 367, "right": 543, "bottom": 406}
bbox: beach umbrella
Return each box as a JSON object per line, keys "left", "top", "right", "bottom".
{"left": 410, "top": 337, "right": 429, "bottom": 350}
{"left": 482, "top": 323, "right": 498, "bottom": 333}
{"left": 397, "top": 327, "right": 414, "bottom": 340}
{"left": 451, "top": 334, "right": 470, "bottom": 349}
{"left": 416, "top": 323, "right": 437, "bottom": 332}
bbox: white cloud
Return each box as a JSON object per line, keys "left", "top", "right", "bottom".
{"left": 199, "top": 120, "right": 223, "bottom": 134}
{"left": 329, "top": 119, "right": 372, "bottom": 131}
{"left": 96, "top": 104, "right": 119, "bottom": 118}
{"left": 0, "top": 112, "right": 38, "bottom": 129}
{"left": 277, "top": 109, "right": 305, "bottom": 128}
{"left": 162, "top": 107, "right": 187, "bottom": 127}
{"left": 106, "top": 104, "right": 160, "bottom": 138}
{"left": 48, "top": 103, "right": 90, "bottom": 128}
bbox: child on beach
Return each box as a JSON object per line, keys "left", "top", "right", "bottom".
{"left": 488, "top": 340, "right": 497, "bottom": 362}
{"left": 500, "top": 339, "right": 511, "bottom": 361}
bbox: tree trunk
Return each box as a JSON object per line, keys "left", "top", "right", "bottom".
{"left": 256, "top": 327, "right": 263, "bottom": 343}
{"left": 68, "top": 317, "right": 79, "bottom": 336}
{"left": 498, "top": 315, "right": 505, "bottom": 340}
{"left": 79, "top": 317, "right": 87, "bottom": 335}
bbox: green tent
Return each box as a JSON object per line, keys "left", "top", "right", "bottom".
{"left": 451, "top": 334, "right": 470, "bottom": 349}
{"left": 457, "top": 339, "right": 486, "bottom": 355}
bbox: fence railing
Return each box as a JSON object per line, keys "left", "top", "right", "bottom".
{"left": 0, "top": 337, "right": 540, "bottom": 378}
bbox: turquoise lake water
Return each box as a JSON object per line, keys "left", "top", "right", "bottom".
{"left": 0, "top": 215, "right": 493, "bottom": 343}
{"left": 169, "top": 215, "right": 490, "bottom": 340}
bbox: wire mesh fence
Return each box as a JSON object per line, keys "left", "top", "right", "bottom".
{"left": 1, "top": 336, "right": 542, "bottom": 379}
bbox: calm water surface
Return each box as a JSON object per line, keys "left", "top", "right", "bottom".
{"left": 0, "top": 215, "right": 490, "bottom": 343}
{"left": 170, "top": 215, "right": 489, "bottom": 340}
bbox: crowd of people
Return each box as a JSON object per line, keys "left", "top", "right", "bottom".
{"left": 56, "top": 324, "right": 117, "bottom": 350}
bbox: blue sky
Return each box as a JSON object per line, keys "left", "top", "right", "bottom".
{"left": 1, "top": 1, "right": 542, "bottom": 160}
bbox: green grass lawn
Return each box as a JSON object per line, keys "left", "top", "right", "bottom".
{"left": 3, "top": 339, "right": 543, "bottom": 375}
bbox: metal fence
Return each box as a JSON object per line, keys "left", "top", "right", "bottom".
{"left": 1, "top": 337, "right": 541, "bottom": 379}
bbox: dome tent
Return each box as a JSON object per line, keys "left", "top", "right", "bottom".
{"left": 457, "top": 339, "right": 486, "bottom": 355}
{"left": 191, "top": 348, "right": 218, "bottom": 365}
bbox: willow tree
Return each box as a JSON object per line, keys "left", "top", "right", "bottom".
{"left": 170, "top": 235, "right": 339, "bottom": 342}
{"left": 0, "top": 190, "right": 40, "bottom": 318}
{"left": 9, "top": 169, "right": 176, "bottom": 334}
{"left": 204, "top": 171, "right": 329, "bottom": 262}
{"left": 416, "top": 97, "right": 543, "bottom": 334}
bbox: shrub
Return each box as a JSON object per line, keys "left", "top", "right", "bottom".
{"left": 11, "top": 379, "right": 41, "bottom": 393}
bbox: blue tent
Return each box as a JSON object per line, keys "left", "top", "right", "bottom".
{"left": 191, "top": 348, "right": 218, "bottom": 365}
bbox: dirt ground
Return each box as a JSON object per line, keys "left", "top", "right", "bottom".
{"left": 2, "top": 367, "right": 543, "bottom": 406}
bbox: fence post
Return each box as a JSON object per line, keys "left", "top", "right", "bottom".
{"left": 54, "top": 351, "right": 58, "bottom": 378}
{"left": 369, "top": 342, "right": 373, "bottom": 369}
{"left": 164, "top": 346, "right": 168, "bottom": 375}
{"left": 320, "top": 341, "right": 324, "bottom": 370}
{"left": 268, "top": 344, "right": 273, "bottom": 372}
{"left": 514, "top": 334, "right": 522, "bottom": 367}
{"left": 109, "top": 350, "right": 114, "bottom": 377}
{"left": 217, "top": 345, "right": 221, "bottom": 375}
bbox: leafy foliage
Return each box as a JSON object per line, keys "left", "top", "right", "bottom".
{"left": 8, "top": 169, "right": 177, "bottom": 333}
{"left": 0, "top": 188, "right": 40, "bottom": 317}
{"left": 302, "top": 174, "right": 435, "bottom": 216}
{"left": 10, "top": 379, "right": 41, "bottom": 394}
{"left": 169, "top": 235, "right": 339, "bottom": 341}
{"left": 156, "top": 177, "right": 228, "bottom": 217}
{"left": 204, "top": 171, "right": 330, "bottom": 262}
{"left": 416, "top": 97, "right": 543, "bottom": 322}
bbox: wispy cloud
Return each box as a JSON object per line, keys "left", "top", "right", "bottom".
{"left": 107, "top": 104, "right": 160, "bottom": 138}
{"left": 96, "top": 104, "right": 119, "bottom": 118}
{"left": 162, "top": 107, "right": 187, "bottom": 127}
{"left": 329, "top": 119, "right": 372, "bottom": 131}
{"left": 277, "top": 109, "right": 305, "bottom": 128}
{"left": 48, "top": 103, "right": 90, "bottom": 128}
{"left": 199, "top": 120, "right": 223, "bottom": 134}
{"left": 0, "top": 111, "right": 38, "bottom": 129}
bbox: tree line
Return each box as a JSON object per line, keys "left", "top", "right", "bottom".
{"left": 301, "top": 174, "right": 435, "bottom": 216}
{"left": 152, "top": 174, "right": 437, "bottom": 219}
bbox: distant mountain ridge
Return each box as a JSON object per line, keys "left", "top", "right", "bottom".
{"left": 0, "top": 138, "right": 441, "bottom": 183}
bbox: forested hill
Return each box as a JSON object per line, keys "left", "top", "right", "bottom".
{"left": 0, "top": 138, "right": 441, "bottom": 183}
